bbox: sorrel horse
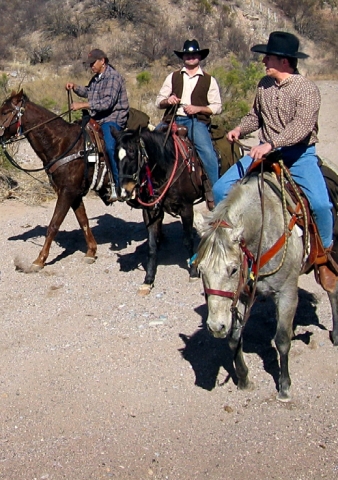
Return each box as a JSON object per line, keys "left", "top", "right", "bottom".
{"left": 114, "top": 126, "right": 213, "bottom": 295}
{"left": 195, "top": 172, "right": 338, "bottom": 401}
{"left": 0, "top": 90, "right": 112, "bottom": 270}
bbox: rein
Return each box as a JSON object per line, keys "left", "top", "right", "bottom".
{"left": 134, "top": 125, "right": 190, "bottom": 208}
{"left": 137, "top": 135, "right": 180, "bottom": 207}
{"left": 202, "top": 158, "right": 302, "bottom": 329}
{"left": 0, "top": 97, "right": 84, "bottom": 175}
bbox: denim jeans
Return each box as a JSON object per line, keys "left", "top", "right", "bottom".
{"left": 101, "top": 122, "right": 122, "bottom": 187}
{"left": 174, "top": 116, "right": 219, "bottom": 186}
{"left": 212, "top": 144, "right": 333, "bottom": 248}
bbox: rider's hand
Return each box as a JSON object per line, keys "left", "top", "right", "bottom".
{"left": 167, "top": 94, "right": 181, "bottom": 105}
{"left": 65, "top": 83, "right": 75, "bottom": 91}
{"left": 183, "top": 105, "right": 200, "bottom": 115}
{"left": 249, "top": 142, "right": 273, "bottom": 161}
{"left": 227, "top": 126, "right": 241, "bottom": 142}
{"left": 71, "top": 102, "right": 88, "bottom": 111}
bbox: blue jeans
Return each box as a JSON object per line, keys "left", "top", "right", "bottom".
{"left": 213, "top": 144, "right": 333, "bottom": 248}
{"left": 101, "top": 122, "right": 122, "bottom": 187}
{"left": 174, "top": 116, "right": 219, "bottom": 186}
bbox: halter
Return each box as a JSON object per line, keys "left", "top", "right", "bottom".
{"left": 203, "top": 221, "right": 255, "bottom": 328}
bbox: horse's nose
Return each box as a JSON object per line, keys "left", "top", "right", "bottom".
{"left": 207, "top": 321, "right": 227, "bottom": 338}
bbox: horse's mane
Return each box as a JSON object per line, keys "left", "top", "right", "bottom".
{"left": 196, "top": 180, "right": 258, "bottom": 270}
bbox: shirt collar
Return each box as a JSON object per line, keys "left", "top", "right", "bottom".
{"left": 181, "top": 66, "right": 204, "bottom": 77}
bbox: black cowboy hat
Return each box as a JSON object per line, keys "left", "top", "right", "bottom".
{"left": 174, "top": 39, "right": 209, "bottom": 61}
{"left": 251, "top": 31, "right": 309, "bottom": 59}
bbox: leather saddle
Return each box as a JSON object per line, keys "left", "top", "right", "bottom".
{"left": 247, "top": 152, "right": 338, "bottom": 292}
{"left": 161, "top": 123, "right": 214, "bottom": 210}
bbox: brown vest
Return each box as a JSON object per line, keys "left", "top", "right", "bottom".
{"left": 164, "top": 70, "right": 212, "bottom": 125}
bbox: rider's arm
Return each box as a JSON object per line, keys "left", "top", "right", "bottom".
{"left": 155, "top": 73, "right": 176, "bottom": 109}
{"left": 206, "top": 76, "right": 222, "bottom": 115}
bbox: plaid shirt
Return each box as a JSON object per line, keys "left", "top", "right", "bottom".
{"left": 240, "top": 74, "right": 320, "bottom": 148}
{"left": 74, "top": 64, "right": 129, "bottom": 127}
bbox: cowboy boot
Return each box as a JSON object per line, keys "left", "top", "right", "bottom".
{"left": 316, "top": 244, "right": 338, "bottom": 293}
{"left": 202, "top": 174, "right": 215, "bottom": 211}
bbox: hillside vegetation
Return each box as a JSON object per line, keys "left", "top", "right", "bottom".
{"left": 0, "top": 0, "right": 337, "bottom": 199}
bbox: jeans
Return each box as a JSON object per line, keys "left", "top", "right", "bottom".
{"left": 212, "top": 144, "right": 333, "bottom": 248}
{"left": 174, "top": 116, "right": 219, "bottom": 186}
{"left": 101, "top": 122, "right": 122, "bottom": 187}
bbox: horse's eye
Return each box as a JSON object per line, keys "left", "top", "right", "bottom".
{"left": 230, "top": 268, "right": 238, "bottom": 276}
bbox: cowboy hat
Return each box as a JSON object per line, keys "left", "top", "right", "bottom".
{"left": 251, "top": 31, "right": 309, "bottom": 59}
{"left": 174, "top": 39, "right": 209, "bottom": 60}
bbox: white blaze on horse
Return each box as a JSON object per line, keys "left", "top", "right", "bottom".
{"left": 195, "top": 171, "right": 338, "bottom": 401}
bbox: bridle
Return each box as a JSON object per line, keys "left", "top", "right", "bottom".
{"left": 0, "top": 97, "right": 26, "bottom": 138}
{"left": 120, "top": 130, "right": 187, "bottom": 208}
{"left": 202, "top": 220, "right": 256, "bottom": 328}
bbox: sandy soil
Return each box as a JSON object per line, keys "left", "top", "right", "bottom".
{"left": 1, "top": 81, "right": 338, "bottom": 480}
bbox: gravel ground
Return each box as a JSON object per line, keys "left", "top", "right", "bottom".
{"left": 0, "top": 81, "right": 338, "bottom": 480}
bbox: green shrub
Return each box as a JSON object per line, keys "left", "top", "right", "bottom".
{"left": 212, "top": 55, "right": 264, "bottom": 130}
{"left": 136, "top": 71, "right": 152, "bottom": 87}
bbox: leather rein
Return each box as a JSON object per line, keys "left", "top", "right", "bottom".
{"left": 125, "top": 124, "right": 191, "bottom": 208}
{"left": 203, "top": 195, "right": 299, "bottom": 328}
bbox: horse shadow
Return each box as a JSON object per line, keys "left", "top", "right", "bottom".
{"left": 7, "top": 213, "right": 147, "bottom": 266}
{"left": 8, "top": 213, "right": 199, "bottom": 273}
{"left": 179, "top": 287, "right": 326, "bottom": 391}
{"left": 116, "top": 219, "right": 200, "bottom": 274}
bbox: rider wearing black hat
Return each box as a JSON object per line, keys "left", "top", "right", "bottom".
{"left": 213, "top": 31, "right": 336, "bottom": 292}
{"left": 156, "top": 39, "right": 222, "bottom": 187}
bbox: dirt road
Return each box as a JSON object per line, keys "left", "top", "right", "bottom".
{"left": 0, "top": 81, "right": 338, "bottom": 480}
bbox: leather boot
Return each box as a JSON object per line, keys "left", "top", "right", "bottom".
{"left": 202, "top": 175, "right": 215, "bottom": 211}
{"left": 316, "top": 265, "right": 337, "bottom": 293}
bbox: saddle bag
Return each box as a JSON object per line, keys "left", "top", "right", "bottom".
{"left": 210, "top": 124, "right": 243, "bottom": 176}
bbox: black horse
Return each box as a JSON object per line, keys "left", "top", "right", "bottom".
{"left": 114, "top": 127, "right": 214, "bottom": 295}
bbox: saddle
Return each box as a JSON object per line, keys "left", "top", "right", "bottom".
{"left": 83, "top": 117, "right": 116, "bottom": 200}
{"left": 247, "top": 152, "right": 338, "bottom": 293}
{"left": 161, "top": 123, "right": 214, "bottom": 210}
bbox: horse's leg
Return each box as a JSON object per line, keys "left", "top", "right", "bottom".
{"left": 327, "top": 285, "right": 338, "bottom": 345}
{"left": 31, "top": 192, "right": 74, "bottom": 270}
{"left": 228, "top": 324, "right": 254, "bottom": 390}
{"left": 138, "top": 208, "right": 164, "bottom": 295}
{"left": 180, "top": 204, "right": 199, "bottom": 280}
{"left": 71, "top": 198, "right": 97, "bottom": 264}
{"left": 274, "top": 286, "right": 298, "bottom": 401}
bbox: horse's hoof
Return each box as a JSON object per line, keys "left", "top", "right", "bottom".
{"left": 277, "top": 391, "right": 291, "bottom": 402}
{"left": 30, "top": 263, "right": 44, "bottom": 273}
{"left": 238, "top": 380, "right": 255, "bottom": 391}
{"left": 84, "top": 256, "right": 96, "bottom": 265}
{"left": 189, "top": 275, "right": 200, "bottom": 283}
{"left": 138, "top": 283, "right": 154, "bottom": 296}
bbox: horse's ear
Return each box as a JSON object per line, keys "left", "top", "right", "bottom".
{"left": 229, "top": 214, "right": 244, "bottom": 243}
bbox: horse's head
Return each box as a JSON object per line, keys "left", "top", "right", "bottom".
{"left": 112, "top": 127, "right": 141, "bottom": 201}
{"left": 0, "top": 89, "right": 26, "bottom": 140}
{"left": 195, "top": 209, "right": 246, "bottom": 338}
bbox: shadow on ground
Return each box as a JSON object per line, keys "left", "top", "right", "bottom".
{"left": 179, "top": 287, "right": 326, "bottom": 392}
{"left": 8, "top": 213, "right": 199, "bottom": 274}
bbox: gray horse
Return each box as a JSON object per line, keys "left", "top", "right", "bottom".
{"left": 195, "top": 173, "right": 338, "bottom": 401}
